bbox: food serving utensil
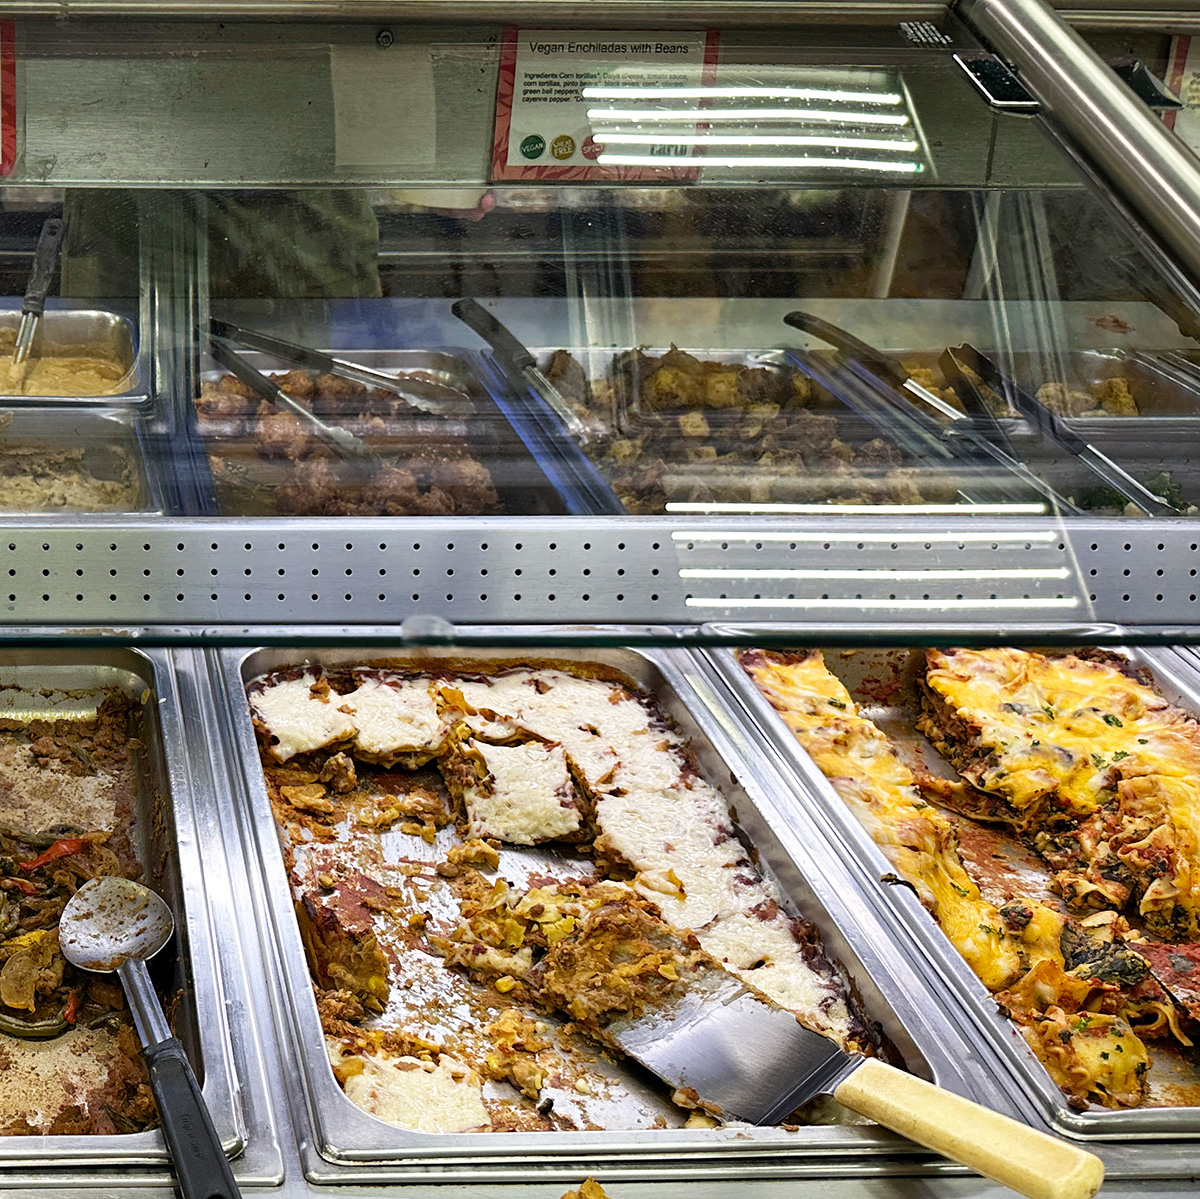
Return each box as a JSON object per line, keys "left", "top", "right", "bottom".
{"left": 452, "top": 299, "right": 603, "bottom": 444}
{"left": 783, "top": 310, "right": 1081, "bottom": 513}
{"left": 947, "top": 343, "right": 1182, "bottom": 515}
{"left": 11, "top": 215, "right": 66, "bottom": 370}
{"left": 208, "top": 319, "right": 464, "bottom": 418}
{"left": 59, "top": 876, "right": 241, "bottom": 1199}
{"left": 606, "top": 959, "right": 1103, "bottom": 1199}
{"left": 207, "top": 334, "right": 382, "bottom": 466}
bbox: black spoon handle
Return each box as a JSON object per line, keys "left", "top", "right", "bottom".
{"left": 143, "top": 1037, "right": 242, "bottom": 1199}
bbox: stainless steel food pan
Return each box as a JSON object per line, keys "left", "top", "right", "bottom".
{"left": 505, "top": 346, "right": 1031, "bottom": 515}
{"left": 0, "top": 308, "right": 144, "bottom": 406}
{"left": 708, "top": 643, "right": 1200, "bottom": 1138}
{"left": 215, "top": 642, "right": 1018, "bottom": 1182}
{"left": 0, "top": 408, "right": 164, "bottom": 514}
{"left": 191, "top": 349, "right": 570, "bottom": 517}
{"left": 0, "top": 648, "right": 242, "bottom": 1168}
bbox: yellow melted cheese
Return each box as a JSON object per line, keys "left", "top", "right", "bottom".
{"left": 923, "top": 648, "right": 1200, "bottom": 938}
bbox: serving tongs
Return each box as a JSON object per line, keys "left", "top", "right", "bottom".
{"left": 10, "top": 214, "right": 66, "bottom": 376}
{"left": 947, "top": 344, "right": 1182, "bottom": 516}
{"left": 452, "top": 299, "right": 603, "bottom": 445}
{"left": 783, "top": 311, "right": 1081, "bottom": 513}
{"left": 208, "top": 318, "right": 463, "bottom": 418}
{"left": 207, "top": 334, "right": 381, "bottom": 466}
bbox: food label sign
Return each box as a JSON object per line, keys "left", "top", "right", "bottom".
{"left": 492, "top": 27, "right": 719, "bottom": 181}
{"left": 0, "top": 21, "right": 13, "bottom": 177}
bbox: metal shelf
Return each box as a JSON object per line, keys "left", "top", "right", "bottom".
{"left": 0, "top": 516, "right": 1191, "bottom": 637}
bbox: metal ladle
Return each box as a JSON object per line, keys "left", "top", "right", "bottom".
{"left": 59, "top": 877, "right": 241, "bottom": 1199}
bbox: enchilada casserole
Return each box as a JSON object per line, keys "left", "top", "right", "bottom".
{"left": 249, "top": 660, "right": 880, "bottom": 1133}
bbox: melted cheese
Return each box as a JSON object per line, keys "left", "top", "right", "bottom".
{"left": 741, "top": 648, "right": 1033, "bottom": 992}
{"left": 342, "top": 672, "right": 448, "bottom": 760}
{"left": 330, "top": 1045, "right": 490, "bottom": 1132}
{"left": 699, "top": 912, "right": 854, "bottom": 1045}
{"left": 924, "top": 647, "right": 1200, "bottom": 938}
{"left": 462, "top": 740, "right": 582, "bottom": 845}
{"left": 251, "top": 672, "right": 355, "bottom": 762}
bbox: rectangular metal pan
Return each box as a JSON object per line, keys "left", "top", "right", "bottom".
{"left": 897, "top": 349, "right": 1200, "bottom": 431}
{"left": 214, "top": 642, "right": 1022, "bottom": 1183}
{"left": 0, "top": 408, "right": 165, "bottom": 515}
{"left": 708, "top": 642, "right": 1200, "bottom": 1138}
{"left": 187, "top": 349, "right": 572, "bottom": 518}
{"left": 0, "top": 648, "right": 242, "bottom": 1168}
{"left": 501, "top": 346, "right": 1036, "bottom": 516}
{"left": 0, "top": 308, "right": 146, "bottom": 407}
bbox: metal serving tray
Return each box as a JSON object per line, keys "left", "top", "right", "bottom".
{"left": 215, "top": 643, "right": 1019, "bottom": 1183}
{"left": 188, "top": 350, "right": 572, "bottom": 517}
{"left": 501, "top": 346, "right": 1028, "bottom": 516}
{"left": 0, "top": 648, "right": 242, "bottom": 1169}
{"left": 896, "top": 349, "right": 1200, "bottom": 430}
{"left": 0, "top": 308, "right": 145, "bottom": 406}
{"left": 0, "top": 408, "right": 165, "bottom": 514}
{"left": 708, "top": 643, "right": 1200, "bottom": 1139}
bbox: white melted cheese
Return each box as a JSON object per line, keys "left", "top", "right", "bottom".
{"left": 251, "top": 672, "right": 356, "bottom": 762}
{"left": 342, "top": 673, "right": 448, "bottom": 759}
{"left": 699, "top": 912, "right": 852, "bottom": 1045}
{"left": 464, "top": 739, "right": 582, "bottom": 845}
{"left": 331, "top": 1045, "right": 489, "bottom": 1133}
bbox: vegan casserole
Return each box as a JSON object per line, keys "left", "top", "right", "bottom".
{"left": 248, "top": 660, "right": 881, "bottom": 1133}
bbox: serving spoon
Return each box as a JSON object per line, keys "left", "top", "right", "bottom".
{"left": 59, "top": 876, "right": 241, "bottom": 1199}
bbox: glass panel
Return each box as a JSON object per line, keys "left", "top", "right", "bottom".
{"left": 0, "top": 18, "right": 1193, "bottom": 642}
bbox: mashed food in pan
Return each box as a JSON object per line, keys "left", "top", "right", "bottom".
{"left": 0, "top": 331, "right": 128, "bottom": 397}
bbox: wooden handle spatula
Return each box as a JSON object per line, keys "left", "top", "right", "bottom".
{"left": 604, "top": 965, "right": 1103, "bottom": 1199}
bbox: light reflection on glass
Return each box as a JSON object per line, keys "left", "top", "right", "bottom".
{"left": 597, "top": 154, "right": 921, "bottom": 171}
{"left": 582, "top": 86, "right": 905, "bottom": 104}
{"left": 679, "top": 567, "right": 1072, "bottom": 580}
{"left": 683, "top": 597, "right": 1080, "bottom": 610}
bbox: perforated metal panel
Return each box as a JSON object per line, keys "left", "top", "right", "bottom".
{"left": 0, "top": 516, "right": 1191, "bottom": 638}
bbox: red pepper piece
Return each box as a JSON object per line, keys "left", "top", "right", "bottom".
{"left": 1, "top": 876, "right": 37, "bottom": 895}
{"left": 62, "top": 990, "right": 79, "bottom": 1024}
{"left": 18, "top": 837, "right": 85, "bottom": 872}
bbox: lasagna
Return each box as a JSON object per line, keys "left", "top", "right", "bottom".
{"left": 251, "top": 660, "right": 877, "bottom": 1133}
{"left": 740, "top": 647, "right": 1200, "bottom": 1111}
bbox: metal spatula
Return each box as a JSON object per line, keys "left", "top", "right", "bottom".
{"left": 59, "top": 877, "right": 242, "bottom": 1199}
{"left": 603, "top": 961, "right": 1103, "bottom": 1199}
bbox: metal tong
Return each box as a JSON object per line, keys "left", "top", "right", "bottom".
{"left": 946, "top": 344, "right": 1182, "bottom": 515}
{"left": 12, "top": 215, "right": 66, "bottom": 367}
{"left": 208, "top": 318, "right": 460, "bottom": 417}
{"left": 452, "top": 299, "right": 601, "bottom": 444}
{"left": 207, "top": 334, "right": 381, "bottom": 465}
{"left": 783, "top": 311, "right": 1079, "bottom": 513}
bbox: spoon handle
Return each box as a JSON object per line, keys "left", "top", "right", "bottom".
{"left": 143, "top": 1037, "right": 242, "bottom": 1199}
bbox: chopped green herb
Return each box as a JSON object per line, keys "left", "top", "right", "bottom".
{"left": 1112, "top": 750, "right": 1128, "bottom": 762}
{"left": 1091, "top": 753, "right": 1107, "bottom": 769}
{"left": 1042, "top": 706, "right": 1055, "bottom": 719}
{"left": 1102, "top": 714, "right": 1123, "bottom": 727}
{"left": 978, "top": 923, "right": 1000, "bottom": 936}
{"left": 1100, "top": 1051, "right": 1110, "bottom": 1061}
{"left": 1138, "top": 738, "right": 1148, "bottom": 745}
{"left": 827, "top": 698, "right": 846, "bottom": 709}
